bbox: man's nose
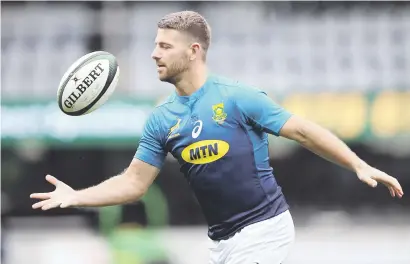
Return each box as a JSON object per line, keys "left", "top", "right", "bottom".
{"left": 151, "top": 48, "right": 161, "bottom": 60}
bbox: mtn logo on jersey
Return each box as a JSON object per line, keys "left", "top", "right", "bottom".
{"left": 181, "top": 140, "right": 229, "bottom": 164}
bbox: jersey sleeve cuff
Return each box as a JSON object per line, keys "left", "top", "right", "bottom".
{"left": 134, "top": 152, "right": 164, "bottom": 169}
{"left": 272, "top": 112, "right": 293, "bottom": 136}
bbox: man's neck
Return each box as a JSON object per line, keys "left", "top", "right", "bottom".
{"left": 175, "top": 64, "right": 208, "bottom": 96}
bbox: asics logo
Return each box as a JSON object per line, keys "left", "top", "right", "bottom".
{"left": 192, "top": 120, "right": 203, "bottom": 139}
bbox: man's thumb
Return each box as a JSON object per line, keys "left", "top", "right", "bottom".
{"left": 60, "top": 202, "right": 69, "bottom": 208}
{"left": 46, "top": 175, "right": 59, "bottom": 186}
{"left": 364, "top": 177, "right": 378, "bottom": 188}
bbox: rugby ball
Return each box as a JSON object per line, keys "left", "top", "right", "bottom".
{"left": 57, "top": 51, "right": 120, "bottom": 116}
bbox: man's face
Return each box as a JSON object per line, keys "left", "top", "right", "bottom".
{"left": 151, "top": 28, "right": 191, "bottom": 84}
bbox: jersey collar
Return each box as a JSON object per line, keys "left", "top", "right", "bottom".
{"left": 174, "top": 74, "right": 215, "bottom": 104}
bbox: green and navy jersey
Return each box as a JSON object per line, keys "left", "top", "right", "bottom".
{"left": 135, "top": 75, "right": 292, "bottom": 240}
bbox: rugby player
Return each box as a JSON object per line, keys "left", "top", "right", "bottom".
{"left": 31, "top": 11, "right": 403, "bottom": 264}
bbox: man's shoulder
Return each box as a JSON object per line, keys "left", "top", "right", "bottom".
{"left": 154, "top": 93, "right": 177, "bottom": 109}
{"left": 211, "top": 75, "right": 264, "bottom": 97}
{"left": 144, "top": 94, "right": 176, "bottom": 125}
{"left": 211, "top": 75, "right": 239, "bottom": 87}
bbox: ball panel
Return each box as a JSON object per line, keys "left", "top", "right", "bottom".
{"left": 83, "top": 66, "right": 120, "bottom": 115}
{"left": 58, "top": 51, "right": 105, "bottom": 89}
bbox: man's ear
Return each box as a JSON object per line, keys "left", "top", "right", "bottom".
{"left": 189, "top": 42, "right": 201, "bottom": 61}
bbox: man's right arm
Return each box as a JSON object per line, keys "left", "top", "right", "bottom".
{"left": 30, "top": 159, "right": 160, "bottom": 210}
{"left": 74, "top": 158, "right": 160, "bottom": 207}
{"left": 31, "top": 111, "right": 167, "bottom": 210}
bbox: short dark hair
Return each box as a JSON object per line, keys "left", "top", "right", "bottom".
{"left": 158, "top": 11, "right": 211, "bottom": 55}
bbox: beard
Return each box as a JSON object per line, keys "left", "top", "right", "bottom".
{"left": 159, "top": 56, "right": 190, "bottom": 85}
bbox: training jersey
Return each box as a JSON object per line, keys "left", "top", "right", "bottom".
{"left": 135, "top": 75, "right": 293, "bottom": 240}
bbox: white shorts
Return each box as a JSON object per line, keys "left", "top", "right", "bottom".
{"left": 208, "top": 210, "right": 295, "bottom": 264}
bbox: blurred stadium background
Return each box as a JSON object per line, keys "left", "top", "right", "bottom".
{"left": 1, "top": 1, "right": 410, "bottom": 264}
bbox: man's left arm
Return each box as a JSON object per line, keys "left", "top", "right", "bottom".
{"left": 280, "top": 114, "right": 403, "bottom": 198}
{"left": 234, "top": 85, "right": 403, "bottom": 198}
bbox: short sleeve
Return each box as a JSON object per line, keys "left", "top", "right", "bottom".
{"left": 134, "top": 112, "right": 167, "bottom": 169}
{"left": 235, "top": 86, "right": 292, "bottom": 136}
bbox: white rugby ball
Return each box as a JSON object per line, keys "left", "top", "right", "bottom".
{"left": 57, "top": 51, "right": 120, "bottom": 116}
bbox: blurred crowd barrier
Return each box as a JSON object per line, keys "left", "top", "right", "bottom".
{"left": 2, "top": 92, "right": 410, "bottom": 149}
{"left": 2, "top": 1, "right": 410, "bottom": 100}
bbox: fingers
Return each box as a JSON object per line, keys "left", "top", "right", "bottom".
{"left": 388, "top": 177, "right": 403, "bottom": 194}
{"left": 45, "top": 175, "right": 59, "bottom": 186}
{"left": 388, "top": 186, "right": 395, "bottom": 198}
{"left": 394, "top": 184, "right": 403, "bottom": 197}
{"left": 30, "top": 192, "right": 51, "bottom": 200}
{"left": 31, "top": 174, "right": 73, "bottom": 210}
{"left": 32, "top": 199, "right": 70, "bottom": 210}
{"left": 375, "top": 173, "right": 404, "bottom": 198}
{"left": 41, "top": 201, "right": 62, "bottom": 211}
{"left": 389, "top": 186, "right": 404, "bottom": 199}
{"left": 32, "top": 200, "right": 49, "bottom": 209}
{"left": 30, "top": 175, "right": 58, "bottom": 200}
{"left": 394, "top": 186, "right": 404, "bottom": 198}
{"left": 392, "top": 180, "right": 404, "bottom": 198}
{"left": 32, "top": 199, "right": 59, "bottom": 210}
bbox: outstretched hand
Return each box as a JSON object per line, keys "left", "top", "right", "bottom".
{"left": 356, "top": 165, "right": 404, "bottom": 198}
{"left": 30, "top": 175, "right": 78, "bottom": 210}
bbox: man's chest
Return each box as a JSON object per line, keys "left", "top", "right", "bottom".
{"left": 163, "top": 99, "right": 240, "bottom": 162}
